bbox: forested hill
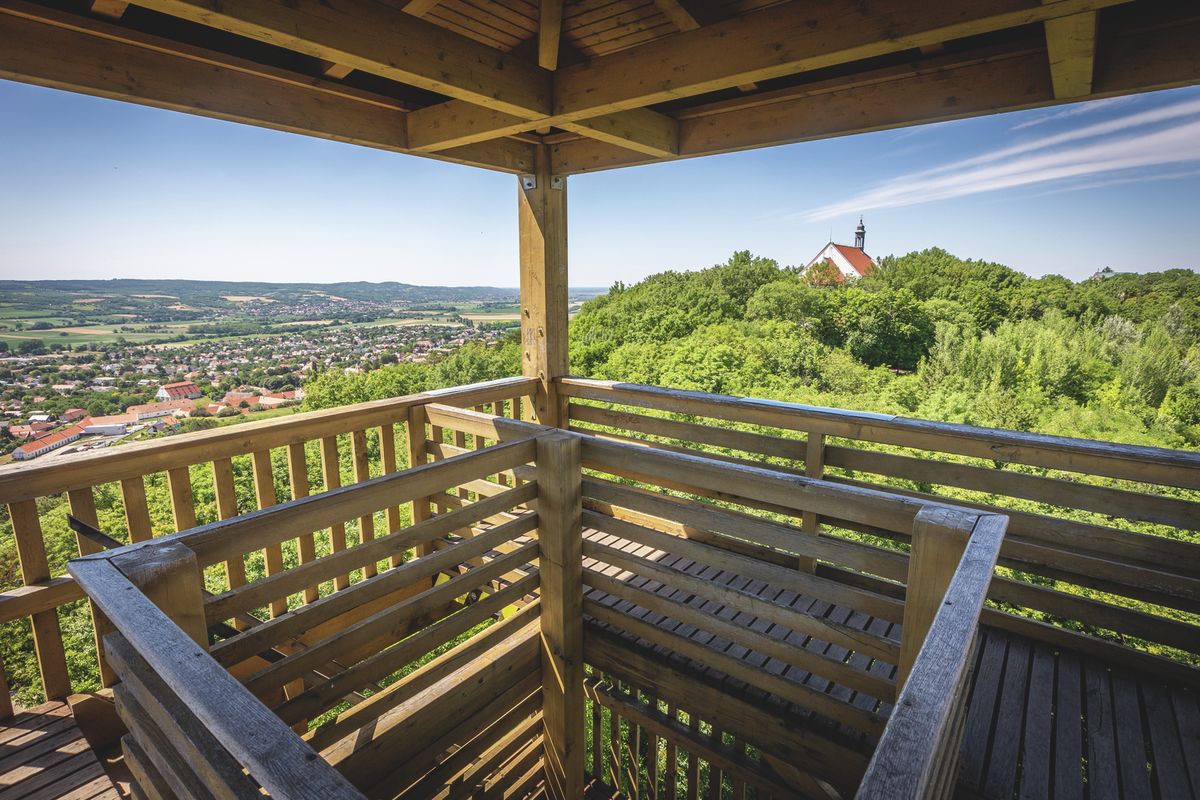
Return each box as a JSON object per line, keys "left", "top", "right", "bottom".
{"left": 565, "top": 249, "right": 1200, "bottom": 449}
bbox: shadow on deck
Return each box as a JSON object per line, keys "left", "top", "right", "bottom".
{"left": 0, "top": 700, "right": 125, "bottom": 800}
{"left": 582, "top": 528, "right": 1200, "bottom": 800}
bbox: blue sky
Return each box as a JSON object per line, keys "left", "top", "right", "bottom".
{"left": 2, "top": 79, "right": 1198, "bottom": 287}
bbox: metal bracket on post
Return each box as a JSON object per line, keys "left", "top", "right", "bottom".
{"left": 550, "top": 174, "right": 565, "bottom": 190}
{"left": 520, "top": 174, "right": 537, "bottom": 190}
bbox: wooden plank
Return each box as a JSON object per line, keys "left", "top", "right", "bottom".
{"left": 210, "top": 458, "right": 246, "bottom": 590}
{"left": 377, "top": 424, "right": 405, "bottom": 569}
{"left": 110, "top": 540, "right": 208, "bottom": 647}
{"left": 0, "top": 377, "right": 536, "bottom": 504}
{"left": 799, "top": 432, "right": 824, "bottom": 572}
{"left": 857, "top": 514, "right": 1005, "bottom": 799}
{"left": 166, "top": 466, "right": 196, "bottom": 532}
{"left": 1141, "top": 682, "right": 1192, "bottom": 799}
{"left": 68, "top": 556, "right": 366, "bottom": 800}
{"left": 108, "top": 637, "right": 262, "bottom": 800}
{"left": 205, "top": 482, "right": 536, "bottom": 623}
{"left": 211, "top": 518, "right": 536, "bottom": 671}
{"left": 406, "top": 406, "right": 435, "bottom": 563}
{"left": 897, "top": 507, "right": 975, "bottom": 687}
{"left": 1043, "top": 8, "right": 1097, "bottom": 98}
{"left": 983, "top": 636, "right": 1030, "bottom": 798}
{"left": 1110, "top": 671, "right": 1152, "bottom": 798}
{"left": 585, "top": 509, "right": 905, "bottom": 626}
{"left": 350, "top": 429, "right": 378, "bottom": 579}
{"left": 286, "top": 443, "right": 319, "bottom": 603}
{"left": 519, "top": 146, "right": 569, "bottom": 427}
{"left": 251, "top": 449, "right": 287, "bottom": 618}
{"left": 302, "top": 604, "right": 540, "bottom": 752}
{"left": 7, "top": 500, "right": 70, "bottom": 700}
{"left": 1019, "top": 645, "right": 1054, "bottom": 799}
{"left": 537, "top": 433, "right": 585, "bottom": 800}
{"left": 277, "top": 575, "right": 537, "bottom": 726}
{"left": 539, "top": 0, "right": 563, "bottom": 69}
{"left": 1053, "top": 650, "right": 1085, "bottom": 800}
{"left": 1083, "top": 660, "right": 1119, "bottom": 800}
{"left": 120, "top": 476, "right": 154, "bottom": 544}
{"left": 320, "top": 435, "right": 351, "bottom": 591}
{"left": 66, "top": 487, "right": 116, "bottom": 687}
{"left": 128, "top": 0, "right": 550, "bottom": 116}
{"left": 556, "top": 378, "right": 1200, "bottom": 489}
{"left": 585, "top": 598, "right": 884, "bottom": 736}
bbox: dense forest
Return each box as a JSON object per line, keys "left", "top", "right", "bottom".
{"left": 311, "top": 247, "right": 1200, "bottom": 449}
{"left": 2, "top": 248, "right": 1197, "bottom": 706}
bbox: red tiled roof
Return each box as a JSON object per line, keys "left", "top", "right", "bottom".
{"left": 831, "top": 244, "right": 875, "bottom": 276}
{"left": 15, "top": 424, "right": 84, "bottom": 455}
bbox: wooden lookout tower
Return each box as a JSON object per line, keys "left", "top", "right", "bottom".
{"left": 0, "top": 1, "right": 1198, "bottom": 798}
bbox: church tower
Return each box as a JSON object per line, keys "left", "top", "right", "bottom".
{"left": 854, "top": 217, "right": 866, "bottom": 249}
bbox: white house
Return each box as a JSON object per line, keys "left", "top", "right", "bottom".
{"left": 802, "top": 219, "right": 876, "bottom": 282}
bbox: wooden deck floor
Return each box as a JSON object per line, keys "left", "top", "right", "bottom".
{"left": 0, "top": 702, "right": 122, "bottom": 800}
{"left": 582, "top": 527, "right": 1200, "bottom": 799}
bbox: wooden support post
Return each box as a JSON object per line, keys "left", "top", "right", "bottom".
{"left": 109, "top": 541, "right": 208, "bottom": 648}
{"left": 9, "top": 500, "right": 71, "bottom": 700}
{"left": 519, "top": 144, "right": 569, "bottom": 428}
{"left": 798, "top": 432, "right": 825, "bottom": 572}
{"left": 67, "top": 487, "right": 117, "bottom": 687}
{"left": 536, "top": 432, "right": 584, "bottom": 799}
{"left": 407, "top": 406, "right": 436, "bottom": 565}
{"left": 897, "top": 507, "right": 975, "bottom": 688}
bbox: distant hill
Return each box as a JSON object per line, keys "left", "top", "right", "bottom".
{"left": 0, "top": 279, "right": 605, "bottom": 306}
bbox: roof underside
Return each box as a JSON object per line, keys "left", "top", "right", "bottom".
{"left": 1, "top": 0, "right": 1198, "bottom": 175}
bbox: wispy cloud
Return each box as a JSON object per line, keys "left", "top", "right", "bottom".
{"left": 802, "top": 97, "right": 1200, "bottom": 222}
{"left": 1023, "top": 167, "right": 1200, "bottom": 198}
{"left": 1009, "top": 95, "right": 1142, "bottom": 130}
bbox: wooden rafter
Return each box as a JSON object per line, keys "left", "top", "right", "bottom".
{"left": 89, "top": 0, "right": 128, "bottom": 19}
{"left": 401, "top": 0, "right": 445, "bottom": 17}
{"left": 0, "top": 4, "right": 535, "bottom": 174}
{"left": 1043, "top": 7, "right": 1099, "bottom": 98}
{"left": 548, "top": 11, "right": 1200, "bottom": 174}
{"left": 653, "top": 0, "right": 702, "bottom": 32}
{"left": 407, "top": 0, "right": 1131, "bottom": 152}
{"left": 539, "top": 0, "right": 564, "bottom": 70}
{"left": 121, "top": 0, "right": 673, "bottom": 158}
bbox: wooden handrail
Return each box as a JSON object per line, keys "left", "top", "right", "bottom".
{"left": 557, "top": 377, "right": 1200, "bottom": 488}
{"left": 0, "top": 377, "right": 536, "bottom": 504}
{"left": 69, "top": 548, "right": 365, "bottom": 799}
{"left": 857, "top": 513, "right": 1008, "bottom": 800}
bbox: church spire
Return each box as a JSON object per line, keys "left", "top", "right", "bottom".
{"left": 854, "top": 217, "right": 866, "bottom": 250}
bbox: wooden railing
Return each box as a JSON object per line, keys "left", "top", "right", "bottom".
{"left": 422, "top": 403, "right": 1008, "bottom": 798}
{"left": 558, "top": 377, "right": 1200, "bottom": 687}
{"left": 0, "top": 376, "right": 536, "bottom": 711}
{"left": 68, "top": 431, "right": 556, "bottom": 798}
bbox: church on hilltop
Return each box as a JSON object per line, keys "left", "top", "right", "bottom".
{"left": 802, "top": 218, "right": 876, "bottom": 282}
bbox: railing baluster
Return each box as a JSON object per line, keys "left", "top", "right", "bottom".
{"left": 321, "top": 435, "right": 351, "bottom": 591}
{"left": 287, "top": 443, "right": 319, "bottom": 603}
{"left": 350, "top": 429, "right": 377, "bottom": 579}
{"left": 67, "top": 486, "right": 117, "bottom": 687}
{"left": 0, "top": 655, "right": 12, "bottom": 719}
{"left": 120, "top": 476, "right": 155, "bottom": 544}
{"left": 166, "top": 466, "right": 197, "bottom": 532}
{"left": 251, "top": 450, "right": 287, "bottom": 617}
{"left": 377, "top": 424, "right": 404, "bottom": 569}
{"left": 8, "top": 499, "right": 70, "bottom": 700}
{"left": 406, "top": 406, "right": 435, "bottom": 564}
{"left": 211, "top": 457, "right": 246, "bottom": 590}
{"left": 798, "top": 431, "right": 825, "bottom": 573}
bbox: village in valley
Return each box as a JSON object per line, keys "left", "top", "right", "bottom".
{"left": 0, "top": 279, "right": 547, "bottom": 462}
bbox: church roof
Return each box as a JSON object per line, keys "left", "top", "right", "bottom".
{"left": 830, "top": 244, "right": 875, "bottom": 276}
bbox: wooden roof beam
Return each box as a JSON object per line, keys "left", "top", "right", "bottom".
{"left": 0, "top": 5, "right": 535, "bottom": 174}
{"left": 539, "top": 0, "right": 564, "bottom": 70}
{"left": 1042, "top": 5, "right": 1098, "bottom": 98}
{"left": 89, "top": 0, "right": 128, "bottom": 19}
{"left": 126, "top": 0, "right": 670, "bottom": 163}
{"left": 407, "top": 0, "right": 1129, "bottom": 154}
{"left": 125, "top": 0, "right": 552, "bottom": 118}
{"left": 550, "top": 10, "right": 1200, "bottom": 174}
{"left": 554, "top": 0, "right": 1131, "bottom": 118}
